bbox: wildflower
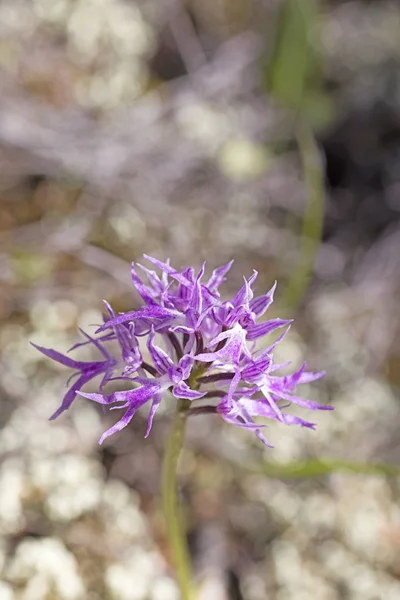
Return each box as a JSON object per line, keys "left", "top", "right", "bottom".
{"left": 33, "top": 255, "right": 331, "bottom": 445}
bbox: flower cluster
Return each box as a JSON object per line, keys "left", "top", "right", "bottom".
{"left": 32, "top": 255, "right": 331, "bottom": 445}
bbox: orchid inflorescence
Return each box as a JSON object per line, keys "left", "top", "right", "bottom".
{"left": 32, "top": 255, "right": 331, "bottom": 445}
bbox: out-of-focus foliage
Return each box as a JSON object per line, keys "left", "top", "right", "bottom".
{"left": 259, "top": 459, "right": 400, "bottom": 479}
{"left": 266, "top": 0, "right": 320, "bottom": 111}
{"left": 281, "top": 122, "right": 325, "bottom": 311}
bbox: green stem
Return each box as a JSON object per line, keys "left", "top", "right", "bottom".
{"left": 282, "top": 120, "right": 325, "bottom": 312}
{"left": 161, "top": 399, "right": 193, "bottom": 600}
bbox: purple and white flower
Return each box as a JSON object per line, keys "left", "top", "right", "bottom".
{"left": 33, "top": 255, "right": 331, "bottom": 445}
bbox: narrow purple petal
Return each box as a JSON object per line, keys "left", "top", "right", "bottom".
{"left": 77, "top": 391, "right": 116, "bottom": 405}
{"left": 195, "top": 349, "right": 227, "bottom": 364}
{"left": 275, "top": 391, "right": 333, "bottom": 411}
{"left": 67, "top": 331, "right": 115, "bottom": 354}
{"left": 185, "top": 308, "right": 199, "bottom": 330}
{"left": 297, "top": 370, "right": 326, "bottom": 384}
{"left": 249, "top": 281, "right": 277, "bottom": 317}
{"left": 50, "top": 373, "right": 89, "bottom": 419}
{"left": 136, "top": 263, "right": 161, "bottom": 286}
{"left": 96, "top": 306, "right": 181, "bottom": 333}
{"left": 131, "top": 263, "right": 156, "bottom": 304}
{"left": 283, "top": 414, "right": 316, "bottom": 428}
{"left": 171, "top": 325, "right": 194, "bottom": 335}
{"left": 206, "top": 327, "right": 232, "bottom": 348}
{"left": 268, "top": 363, "right": 324, "bottom": 390}
{"left": 190, "top": 262, "right": 206, "bottom": 313}
{"left": 99, "top": 403, "right": 138, "bottom": 444}
{"left": 246, "top": 319, "right": 293, "bottom": 341}
{"left": 143, "top": 255, "right": 192, "bottom": 287}
{"left": 78, "top": 383, "right": 159, "bottom": 407}
{"left": 239, "top": 404, "right": 273, "bottom": 446}
{"left": 31, "top": 343, "right": 84, "bottom": 369}
{"left": 132, "top": 376, "right": 159, "bottom": 385}
{"left": 226, "top": 370, "right": 241, "bottom": 402}
{"left": 178, "top": 355, "right": 194, "bottom": 380}
{"left": 241, "top": 357, "right": 272, "bottom": 381}
{"left": 147, "top": 328, "right": 173, "bottom": 374}
{"left": 181, "top": 267, "right": 195, "bottom": 283}
{"left": 258, "top": 384, "right": 284, "bottom": 421}
{"left": 232, "top": 271, "right": 257, "bottom": 308}
{"left": 145, "top": 392, "right": 162, "bottom": 437}
{"left": 217, "top": 400, "right": 273, "bottom": 446}
{"left": 77, "top": 327, "right": 112, "bottom": 361}
{"left": 99, "top": 365, "right": 117, "bottom": 392}
{"left": 238, "top": 397, "right": 283, "bottom": 421}
{"left": 172, "top": 382, "right": 206, "bottom": 400}
{"left": 207, "top": 260, "right": 234, "bottom": 292}
{"left": 197, "top": 328, "right": 248, "bottom": 366}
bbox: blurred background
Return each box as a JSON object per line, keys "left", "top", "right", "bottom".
{"left": 1, "top": 0, "right": 400, "bottom": 598}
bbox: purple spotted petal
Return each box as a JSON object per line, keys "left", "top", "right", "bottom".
{"left": 241, "top": 357, "right": 272, "bottom": 382}
{"left": 147, "top": 328, "right": 174, "bottom": 375}
{"left": 173, "top": 382, "right": 206, "bottom": 400}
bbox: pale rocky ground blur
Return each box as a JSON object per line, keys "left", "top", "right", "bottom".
{"left": 1, "top": 1, "right": 400, "bottom": 599}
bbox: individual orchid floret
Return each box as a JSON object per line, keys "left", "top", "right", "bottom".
{"left": 196, "top": 323, "right": 250, "bottom": 367}
{"left": 31, "top": 330, "right": 117, "bottom": 420}
{"left": 33, "top": 254, "right": 331, "bottom": 446}
{"left": 103, "top": 301, "right": 142, "bottom": 374}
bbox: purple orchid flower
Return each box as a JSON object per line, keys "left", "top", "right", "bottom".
{"left": 33, "top": 255, "right": 331, "bottom": 446}
{"left": 31, "top": 329, "right": 117, "bottom": 420}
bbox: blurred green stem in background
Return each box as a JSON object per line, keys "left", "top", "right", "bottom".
{"left": 282, "top": 120, "right": 325, "bottom": 311}
{"left": 264, "top": 0, "right": 327, "bottom": 312}
{"left": 161, "top": 399, "right": 193, "bottom": 600}
{"left": 258, "top": 458, "right": 400, "bottom": 479}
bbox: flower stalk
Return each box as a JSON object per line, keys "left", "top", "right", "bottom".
{"left": 32, "top": 253, "right": 331, "bottom": 595}
{"left": 161, "top": 399, "right": 192, "bottom": 600}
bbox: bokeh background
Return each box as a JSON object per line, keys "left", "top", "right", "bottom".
{"left": 1, "top": 0, "right": 400, "bottom": 598}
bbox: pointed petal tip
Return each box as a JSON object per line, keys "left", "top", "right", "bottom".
{"left": 76, "top": 391, "right": 104, "bottom": 402}
{"left": 98, "top": 428, "right": 115, "bottom": 445}
{"left": 30, "top": 341, "right": 47, "bottom": 352}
